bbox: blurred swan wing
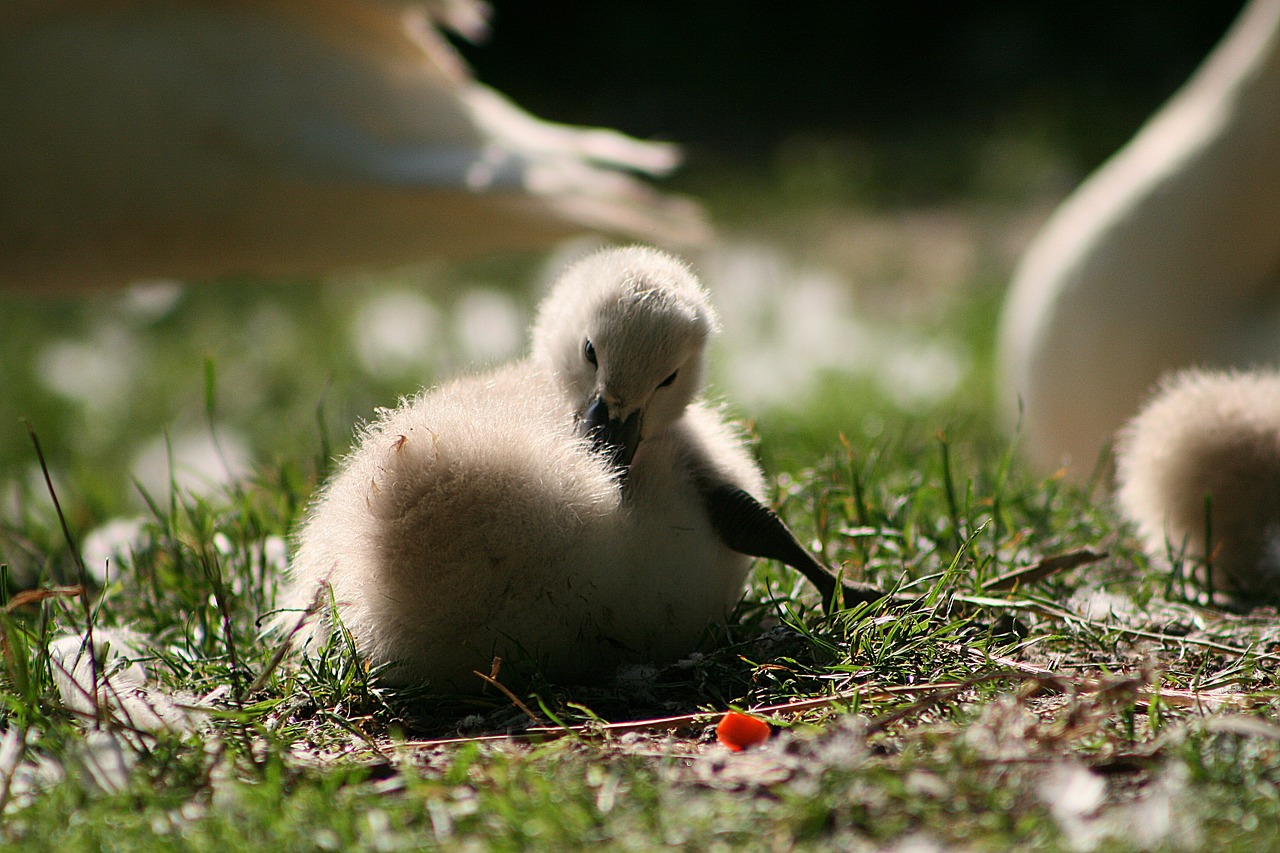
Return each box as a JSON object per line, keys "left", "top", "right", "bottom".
{"left": 0, "top": 0, "right": 707, "bottom": 290}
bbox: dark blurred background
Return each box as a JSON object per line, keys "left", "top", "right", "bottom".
{"left": 460, "top": 2, "right": 1248, "bottom": 203}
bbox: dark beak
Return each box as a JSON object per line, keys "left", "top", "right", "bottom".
{"left": 583, "top": 396, "right": 642, "bottom": 473}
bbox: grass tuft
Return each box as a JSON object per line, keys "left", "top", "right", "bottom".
{"left": 2, "top": 233, "right": 1280, "bottom": 848}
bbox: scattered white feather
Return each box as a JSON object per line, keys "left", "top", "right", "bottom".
{"left": 1039, "top": 761, "right": 1194, "bottom": 852}
{"left": 70, "top": 730, "right": 137, "bottom": 796}
{"left": 1040, "top": 762, "right": 1107, "bottom": 824}
{"left": 48, "top": 628, "right": 200, "bottom": 736}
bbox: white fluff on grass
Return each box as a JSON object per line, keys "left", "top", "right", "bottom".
{"left": 0, "top": 728, "right": 63, "bottom": 813}
{"left": 1116, "top": 368, "right": 1280, "bottom": 604}
{"left": 1038, "top": 761, "right": 1192, "bottom": 852}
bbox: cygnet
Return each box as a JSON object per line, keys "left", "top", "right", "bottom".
{"left": 1116, "top": 367, "right": 1280, "bottom": 605}
{"left": 284, "top": 246, "right": 873, "bottom": 691}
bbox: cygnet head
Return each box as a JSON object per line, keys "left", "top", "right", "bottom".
{"left": 531, "top": 246, "right": 718, "bottom": 471}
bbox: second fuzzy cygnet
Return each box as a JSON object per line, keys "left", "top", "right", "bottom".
{"left": 1116, "top": 367, "right": 1280, "bottom": 605}
{"left": 285, "top": 246, "right": 864, "bottom": 691}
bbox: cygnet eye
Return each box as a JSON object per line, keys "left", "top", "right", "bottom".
{"left": 657, "top": 370, "right": 679, "bottom": 389}
{"left": 584, "top": 339, "right": 597, "bottom": 367}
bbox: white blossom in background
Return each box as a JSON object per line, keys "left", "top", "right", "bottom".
{"left": 131, "top": 430, "right": 252, "bottom": 502}
{"left": 80, "top": 517, "right": 150, "bottom": 584}
{"left": 212, "top": 532, "right": 289, "bottom": 592}
{"left": 879, "top": 334, "right": 967, "bottom": 409}
{"left": 452, "top": 288, "right": 525, "bottom": 366}
{"left": 351, "top": 290, "right": 443, "bottom": 380}
{"left": 702, "top": 243, "right": 968, "bottom": 410}
{"left": 118, "top": 280, "right": 185, "bottom": 324}
{"left": 35, "top": 322, "right": 140, "bottom": 414}
{"left": 263, "top": 534, "right": 289, "bottom": 573}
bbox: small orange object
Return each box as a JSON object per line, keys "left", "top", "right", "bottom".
{"left": 716, "top": 711, "right": 772, "bottom": 751}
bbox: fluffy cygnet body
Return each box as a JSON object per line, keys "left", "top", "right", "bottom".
{"left": 287, "top": 247, "right": 784, "bottom": 690}
{"left": 1116, "top": 368, "right": 1280, "bottom": 605}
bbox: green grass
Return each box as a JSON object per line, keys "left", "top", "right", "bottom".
{"left": 3, "top": 202, "right": 1280, "bottom": 850}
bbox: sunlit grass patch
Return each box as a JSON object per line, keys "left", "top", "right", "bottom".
{"left": 2, "top": 202, "right": 1280, "bottom": 848}
{"left": 3, "top": 390, "right": 1279, "bottom": 849}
